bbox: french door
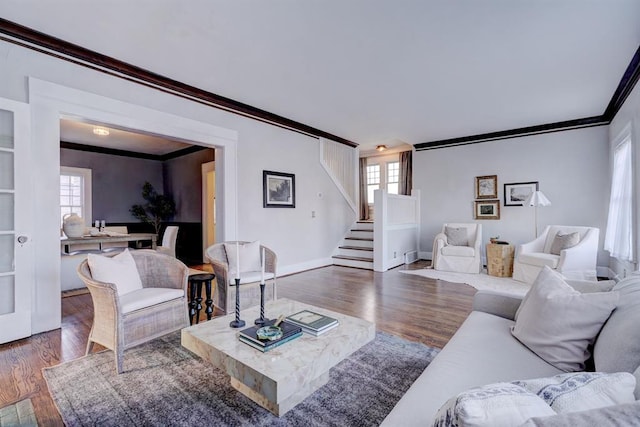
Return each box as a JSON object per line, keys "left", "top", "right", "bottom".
{"left": 0, "top": 98, "right": 33, "bottom": 343}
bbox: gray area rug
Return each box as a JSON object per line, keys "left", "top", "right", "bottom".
{"left": 43, "top": 331, "right": 438, "bottom": 426}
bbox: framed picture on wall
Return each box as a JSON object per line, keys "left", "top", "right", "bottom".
{"left": 474, "top": 200, "right": 500, "bottom": 220}
{"left": 475, "top": 175, "right": 498, "bottom": 199}
{"left": 263, "top": 170, "right": 296, "bottom": 208}
{"left": 504, "top": 181, "right": 539, "bottom": 206}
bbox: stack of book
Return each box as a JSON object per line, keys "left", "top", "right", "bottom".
{"left": 286, "top": 310, "right": 339, "bottom": 336}
{"left": 238, "top": 320, "right": 302, "bottom": 352}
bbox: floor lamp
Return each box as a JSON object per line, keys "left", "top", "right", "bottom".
{"left": 525, "top": 190, "right": 551, "bottom": 237}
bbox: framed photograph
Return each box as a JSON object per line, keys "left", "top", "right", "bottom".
{"left": 504, "top": 181, "right": 539, "bottom": 206}
{"left": 263, "top": 170, "right": 295, "bottom": 208}
{"left": 474, "top": 200, "right": 500, "bottom": 220}
{"left": 475, "top": 175, "right": 498, "bottom": 199}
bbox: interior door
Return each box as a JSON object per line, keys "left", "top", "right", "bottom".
{"left": 0, "top": 98, "right": 33, "bottom": 343}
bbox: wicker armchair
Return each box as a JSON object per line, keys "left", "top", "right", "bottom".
{"left": 78, "top": 250, "right": 189, "bottom": 373}
{"left": 205, "top": 241, "right": 277, "bottom": 314}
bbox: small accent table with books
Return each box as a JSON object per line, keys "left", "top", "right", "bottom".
{"left": 181, "top": 298, "right": 375, "bottom": 417}
{"left": 486, "top": 242, "right": 515, "bottom": 277}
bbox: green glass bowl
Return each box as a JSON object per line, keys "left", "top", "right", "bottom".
{"left": 256, "top": 325, "right": 283, "bottom": 341}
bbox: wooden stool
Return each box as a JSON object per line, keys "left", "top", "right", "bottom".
{"left": 188, "top": 273, "right": 216, "bottom": 325}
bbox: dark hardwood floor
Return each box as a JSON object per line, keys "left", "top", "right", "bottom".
{"left": 0, "top": 261, "right": 475, "bottom": 426}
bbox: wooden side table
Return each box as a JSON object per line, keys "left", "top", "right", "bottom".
{"left": 486, "top": 243, "right": 515, "bottom": 277}
{"left": 188, "top": 273, "right": 216, "bottom": 325}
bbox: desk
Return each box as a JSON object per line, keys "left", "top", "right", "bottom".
{"left": 60, "top": 233, "right": 157, "bottom": 254}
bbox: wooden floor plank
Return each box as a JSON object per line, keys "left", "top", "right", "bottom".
{"left": 0, "top": 261, "right": 475, "bottom": 425}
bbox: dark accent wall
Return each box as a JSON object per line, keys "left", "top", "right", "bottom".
{"left": 61, "top": 146, "right": 215, "bottom": 264}
{"left": 60, "top": 148, "right": 163, "bottom": 222}
{"left": 163, "top": 149, "right": 214, "bottom": 222}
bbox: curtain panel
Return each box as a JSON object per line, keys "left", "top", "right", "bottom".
{"left": 604, "top": 137, "right": 634, "bottom": 261}
{"left": 359, "top": 157, "right": 369, "bottom": 220}
{"left": 399, "top": 150, "right": 413, "bottom": 196}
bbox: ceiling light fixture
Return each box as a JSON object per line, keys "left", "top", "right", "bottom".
{"left": 93, "top": 127, "right": 110, "bottom": 136}
{"left": 376, "top": 145, "right": 387, "bottom": 152}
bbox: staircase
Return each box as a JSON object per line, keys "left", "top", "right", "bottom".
{"left": 332, "top": 221, "right": 374, "bottom": 270}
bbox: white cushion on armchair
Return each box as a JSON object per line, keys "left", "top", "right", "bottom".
{"left": 432, "top": 223, "right": 483, "bottom": 274}
{"left": 513, "top": 225, "right": 599, "bottom": 284}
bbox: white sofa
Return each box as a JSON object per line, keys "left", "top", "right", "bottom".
{"left": 432, "top": 223, "right": 482, "bottom": 274}
{"left": 381, "top": 275, "right": 640, "bottom": 426}
{"left": 513, "top": 225, "right": 599, "bottom": 283}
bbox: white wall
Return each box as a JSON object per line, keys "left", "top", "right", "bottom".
{"left": 0, "top": 39, "right": 355, "bottom": 333}
{"left": 609, "top": 75, "right": 640, "bottom": 277}
{"left": 414, "top": 126, "right": 610, "bottom": 268}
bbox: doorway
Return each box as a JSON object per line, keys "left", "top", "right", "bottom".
{"left": 202, "top": 161, "right": 216, "bottom": 258}
{"left": 29, "top": 77, "right": 239, "bottom": 335}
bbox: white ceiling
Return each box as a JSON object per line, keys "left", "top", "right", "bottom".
{"left": 3, "top": 1, "right": 640, "bottom": 152}
{"left": 60, "top": 119, "right": 192, "bottom": 156}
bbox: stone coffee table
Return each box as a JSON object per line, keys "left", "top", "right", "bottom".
{"left": 181, "top": 298, "right": 375, "bottom": 416}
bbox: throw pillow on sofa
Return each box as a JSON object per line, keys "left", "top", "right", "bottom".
{"left": 432, "top": 383, "right": 556, "bottom": 427}
{"left": 513, "top": 371, "right": 636, "bottom": 414}
{"left": 511, "top": 266, "right": 619, "bottom": 372}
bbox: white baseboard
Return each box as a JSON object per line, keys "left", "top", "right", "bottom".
{"left": 420, "top": 251, "right": 432, "bottom": 261}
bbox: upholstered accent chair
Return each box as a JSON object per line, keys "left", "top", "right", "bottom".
{"left": 78, "top": 250, "right": 189, "bottom": 373}
{"left": 432, "top": 223, "right": 483, "bottom": 274}
{"left": 512, "top": 225, "right": 599, "bottom": 284}
{"left": 156, "top": 225, "right": 179, "bottom": 258}
{"left": 205, "top": 241, "right": 277, "bottom": 314}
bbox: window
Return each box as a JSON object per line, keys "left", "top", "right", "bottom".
{"left": 604, "top": 131, "right": 633, "bottom": 261}
{"left": 366, "top": 164, "right": 380, "bottom": 203}
{"left": 60, "top": 166, "right": 92, "bottom": 227}
{"left": 387, "top": 161, "right": 399, "bottom": 194}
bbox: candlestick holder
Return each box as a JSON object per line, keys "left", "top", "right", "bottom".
{"left": 254, "top": 281, "right": 267, "bottom": 326}
{"left": 229, "top": 278, "right": 245, "bottom": 328}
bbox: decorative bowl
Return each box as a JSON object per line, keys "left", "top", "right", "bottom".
{"left": 256, "top": 325, "right": 283, "bottom": 341}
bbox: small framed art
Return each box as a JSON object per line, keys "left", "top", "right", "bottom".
{"left": 474, "top": 200, "right": 500, "bottom": 220}
{"left": 263, "top": 170, "right": 296, "bottom": 208}
{"left": 503, "top": 182, "right": 539, "bottom": 206}
{"left": 475, "top": 175, "right": 498, "bottom": 199}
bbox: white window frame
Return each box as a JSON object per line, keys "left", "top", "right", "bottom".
{"left": 60, "top": 166, "right": 92, "bottom": 226}
{"left": 386, "top": 161, "right": 399, "bottom": 195}
{"left": 366, "top": 163, "right": 380, "bottom": 204}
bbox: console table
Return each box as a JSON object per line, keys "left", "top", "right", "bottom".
{"left": 60, "top": 233, "right": 157, "bottom": 253}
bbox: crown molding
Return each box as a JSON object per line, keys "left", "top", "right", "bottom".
{"left": 0, "top": 18, "right": 357, "bottom": 148}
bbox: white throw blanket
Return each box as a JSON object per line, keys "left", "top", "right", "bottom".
{"left": 400, "top": 268, "right": 531, "bottom": 296}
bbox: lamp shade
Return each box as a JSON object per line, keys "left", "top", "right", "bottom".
{"left": 524, "top": 190, "right": 551, "bottom": 207}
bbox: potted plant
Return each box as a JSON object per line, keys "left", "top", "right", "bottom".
{"left": 130, "top": 182, "right": 176, "bottom": 235}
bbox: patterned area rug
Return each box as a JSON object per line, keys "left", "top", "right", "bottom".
{"left": 43, "top": 331, "right": 438, "bottom": 426}
{"left": 401, "top": 268, "right": 531, "bottom": 296}
{"left": 0, "top": 398, "right": 37, "bottom": 427}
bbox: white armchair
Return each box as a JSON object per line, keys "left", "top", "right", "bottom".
{"left": 512, "top": 225, "right": 599, "bottom": 284}
{"left": 432, "top": 223, "right": 483, "bottom": 274}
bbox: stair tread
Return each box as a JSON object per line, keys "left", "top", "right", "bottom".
{"left": 332, "top": 255, "right": 373, "bottom": 262}
{"left": 339, "top": 246, "right": 373, "bottom": 251}
{"left": 345, "top": 237, "right": 373, "bottom": 241}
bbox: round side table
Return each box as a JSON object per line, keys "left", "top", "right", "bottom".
{"left": 188, "top": 273, "right": 216, "bottom": 325}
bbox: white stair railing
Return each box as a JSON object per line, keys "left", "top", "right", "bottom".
{"left": 319, "top": 138, "right": 357, "bottom": 213}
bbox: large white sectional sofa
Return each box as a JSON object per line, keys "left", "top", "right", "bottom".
{"left": 381, "top": 270, "right": 640, "bottom": 426}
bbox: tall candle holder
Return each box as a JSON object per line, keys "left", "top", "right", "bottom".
{"left": 229, "top": 278, "right": 245, "bottom": 328}
{"left": 254, "top": 281, "right": 267, "bottom": 326}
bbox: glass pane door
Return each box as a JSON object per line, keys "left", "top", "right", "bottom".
{"left": 0, "top": 100, "right": 32, "bottom": 344}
